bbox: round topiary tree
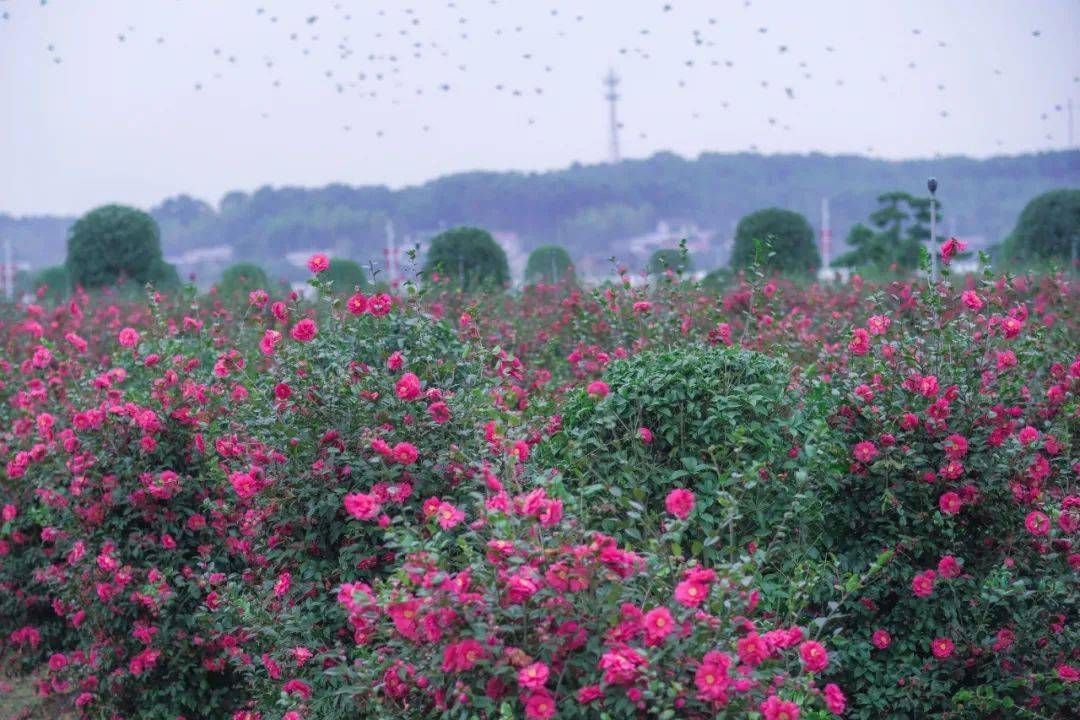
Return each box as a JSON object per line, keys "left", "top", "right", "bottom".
{"left": 524, "top": 245, "right": 575, "bottom": 285}
{"left": 1002, "top": 188, "right": 1080, "bottom": 263}
{"left": 216, "top": 262, "right": 269, "bottom": 298}
{"left": 648, "top": 247, "right": 694, "bottom": 276}
{"left": 538, "top": 346, "right": 818, "bottom": 562}
{"left": 65, "top": 204, "right": 165, "bottom": 289}
{"left": 731, "top": 208, "right": 820, "bottom": 274}
{"left": 423, "top": 226, "right": 509, "bottom": 291}
{"left": 322, "top": 258, "right": 370, "bottom": 292}
{"left": 33, "top": 265, "right": 70, "bottom": 301}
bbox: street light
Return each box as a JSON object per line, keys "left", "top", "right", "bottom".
{"left": 928, "top": 178, "right": 938, "bottom": 281}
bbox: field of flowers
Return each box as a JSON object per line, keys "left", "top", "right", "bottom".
{"left": 0, "top": 253, "right": 1077, "bottom": 720}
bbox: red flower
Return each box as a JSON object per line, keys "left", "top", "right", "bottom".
{"left": 307, "top": 253, "right": 329, "bottom": 273}
{"left": 1025, "top": 511, "right": 1050, "bottom": 536}
{"left": 282, "top": 679, "right": 312, "bottom": 699}
{"left": 392, "top": 442, "right": 419, "bottom": 465}
{"left": 799, "top": 640, "right": 829, "bottom": 672}
{"left": 941, "top": 433, "right": 969, "bottom": 459}
{"left": 523, "top": 689, "right": 556, "bottom": 719}
{"left": 911, "top": 569, "right": 936, "bottom": 598}
{"left": 961, "top": 290, "right": 984, "bottom": 310}
{"left": 848, "top": 327, "right": 870, "bottom": 355}
{"left": 118, "top": 327, "right": 140, "bottom": 347}
{"left": 940, "top": 236, "right": 967, "bottom": 263}
{"left": 824, "top": 683, "right": 846, "bottom": 715}
{"left": 441, "top": 638, "right": 488, "bottom": 672}
{"left": 344, "top": 492, "right": 381, "bottom": 521}
{"left": 577, "top": 685, "right": 603, "bottom": 703}
{"left": 427, "top": 401, "right": 451, "bottom": 424}
{"left": 290, "top": 318, "right": 317, "bottom": 342}
{"left": 586, "top": 380, "right": 609, "bottom": 398}
{"left": 939, "top": 492, "right": 962, "bottom": 515}
{"left": 937, "top": 555, "right": 961, "bottom": 578}
{"left": 517, "top": 662, "right": 549, "bottom": 691}
{"left": 852, "top": 441, "right": 878, "bottom": 464}
{"left": 642, "top": 606, "right": 675, "bottom": 644}
{"left": 694, "top": 651, "right": 732, "bottom": 702}
{"left": 598, "top": 644, "right": 647, "bottom": 685}
{"left": 760, "top": 695, "right": 801, "bottom": 720}
{"left": 395, "top": 372, "right": 422, "bottom": 400}
{"left": 367, "top": 293, "right": 392, "bottom": 316}
{"left": 664, "top": 488, "right": 695, "bottom": 520}
{"left": 347, "top": 292, "right": 367, "bottom": 314}
{"left": 436, "top": 501, "right": 464, "bottom": 529}
{"left": 737, "top": 632, "right": 770, "bottom": 666}
{"left": 931, "top": 637, "right": 954, "bottom": 659}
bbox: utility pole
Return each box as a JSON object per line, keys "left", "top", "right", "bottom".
{"left": 820, "top": 197, "right": 831, "bottom": 270}
{"left": 604, "top": 69, "right": 622, "bottom": 164}
{"left": 384, "top": 218, "right": 397, "bottom": 285}
{"left": 3, "top": 237, "right": 12, "bottom": 301}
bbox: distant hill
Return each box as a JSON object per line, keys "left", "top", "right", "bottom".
{"left": 3, "top": 150, "right": 1077, "bottom": 281}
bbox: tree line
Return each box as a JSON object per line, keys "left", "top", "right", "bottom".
{"left": 3, "top": 150, "right": 1076, "bottom": 276}
{"left": 29, "top": 187, "right": 1078, "bottom": 299}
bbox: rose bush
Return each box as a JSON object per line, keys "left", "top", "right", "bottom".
{"left": 0, "top": 257, "right": 1075, "bottom": 720}
{"left": 802, "top": 268, "right": 1078, "bottom": 719}
{"left": 221, "top": 467, "right": 846, "bottom": 720}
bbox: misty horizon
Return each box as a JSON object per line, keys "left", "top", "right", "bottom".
{"left": 2, "top": 0, "right": 1077, "bottom": 215}
{"left": 9, "top": 147, "right": 1079, "bottom": 220}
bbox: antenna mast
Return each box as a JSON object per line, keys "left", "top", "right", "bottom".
{"left": 604, "top": 69, "right": 622, "bottom": 164}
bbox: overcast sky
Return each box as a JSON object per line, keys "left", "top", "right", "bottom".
{"left": 1, "top": 0, "right": 1077, "bottom": 215}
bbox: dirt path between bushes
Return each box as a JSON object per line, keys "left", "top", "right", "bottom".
{"left": 0, "top": 675, "right": 74, "bottom": 720}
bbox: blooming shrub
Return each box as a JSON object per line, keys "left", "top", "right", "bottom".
{"left": 804, "top": 272, "right": 1078, "bottom": 718}
{"left": 191, "top": 278, "right": 534, "bottom": 719}
{"left": 0, "top": 290, "right": 251, "bottom": 717}
{"left": 228, "top": 468, "right": 845, "bottom": 720}
{"left": 1, "top": 263, "right": 1076, "bottom": 720}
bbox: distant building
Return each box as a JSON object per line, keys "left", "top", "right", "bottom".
{"left": 165, "top": 245, "right": 234, "bottom": 287}
{"left": 284, "top": 249, "right": 333, "bottom": 269}
{"left": 621, "top": 220, "right": 716, "bottom": 262}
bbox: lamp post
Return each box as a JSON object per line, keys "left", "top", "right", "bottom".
{"left": 928, "top": 177, "right": 938, "bottom": 281}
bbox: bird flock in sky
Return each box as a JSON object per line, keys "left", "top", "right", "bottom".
{"left": 4, "top": 0, "right": 1077, "bottom": 153}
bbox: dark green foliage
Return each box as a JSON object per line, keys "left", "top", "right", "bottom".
{"left": 834, "top": 191, "right": 937, "bottom": 272}
{"left": 65, "top": 205, "right": 165, "bottom": 289}
{"left": 541, "top": 346, "right": 811, "bottom": 560}
{"left": 1002, "top": 188, "right": 1080, "bottom": 263}
{"left": 322, "top": 258, "right": 370, "bottom": 292}
{"left": 524, "top": 245, "right": 575, "bottom": 284}
{"left": 700, "top": 266, "right": 734, "bottom": 290}
{"left": 216, "top": 262, "right": 269, "bottom": 298}
{"left": 423, "top": 226, "right": 509, "bottom": 290}
{"left": 648, "top": 247, "right": 693, "bottom": 275}
{"left": 731, "top": 208, "right": 820, "bottom": 273}
{"left": 33, "top": 265, "right": 69, "bottom": 300}
{"left": 151, "top": 259, "right": 182, "bottom": 290}
{"left": 557, "top": 203, "right": 656, "bottom": 248}
{"left": 6, "top": 152, "right": 1075, "bottom": 273}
